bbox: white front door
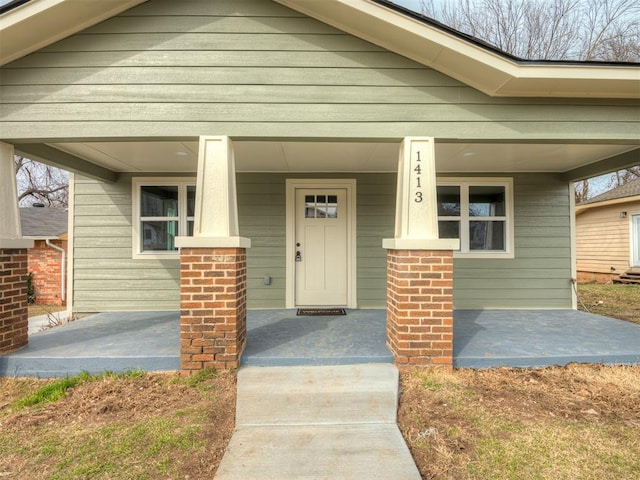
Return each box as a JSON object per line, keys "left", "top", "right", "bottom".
{"left": 632, "top": 215, "right": 640, "bottom": 267}
{"left": 295, "top": 188, "right": 348, "bottom": 306}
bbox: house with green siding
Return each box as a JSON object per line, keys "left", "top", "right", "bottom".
{"left": 1, "top": 0, "right": 638, "bottom": 369}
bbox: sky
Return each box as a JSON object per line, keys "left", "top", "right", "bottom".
{"left": 394, "top": 0, "right": 424, "bottom": 12}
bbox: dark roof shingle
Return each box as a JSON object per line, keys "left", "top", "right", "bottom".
{"left": 20, "top": 206, "right": 68, "bottom": 238}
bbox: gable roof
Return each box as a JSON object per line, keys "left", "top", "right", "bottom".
{"left": 20, "top": 206, "right": 68, "bottom": 238}
{"left": 579, "top": 177, "right": 640, "bottom": 206}
{"left": 1, "top": 0, "right": 638, "bottom": 98}
{"left": 273, "top": 0, "right": 639, "bottom": 98}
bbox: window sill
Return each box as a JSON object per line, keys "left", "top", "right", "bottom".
{"left": 454, "top": 251, "right": 514, "bottom": 259}
{"left": 133, "top": 252, "right": 180, "bottom": 260}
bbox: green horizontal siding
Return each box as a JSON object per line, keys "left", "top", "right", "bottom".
{"left": 1, "top": 0, "right": 636, "bottom": 141}
{"left": 72, "top": 172, "right": 573, "bottom": 311}
{"left": 450, "top": 173, "right": 573, "bottom": 309}
{"left": 236, "top": 173, "right": 285, "bottom": 309}
{"left": 356, "top": 175, "right": 395, "bottom": 308}
{"left": 72, "top": 174, "right": 183, "bottom": 312}
{"left": 237, "top": 172, "right": 395, "bottom": 309}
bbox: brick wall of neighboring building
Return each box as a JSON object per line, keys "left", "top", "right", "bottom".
{"left": 28, "top": 239, "right": 67, "bottom": 306}
{"left": 0, "top": 248, "right": 29, "bottom": 354}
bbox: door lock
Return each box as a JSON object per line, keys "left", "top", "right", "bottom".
{"left": 295, "top": 251, "right": 302, "bottom": 262}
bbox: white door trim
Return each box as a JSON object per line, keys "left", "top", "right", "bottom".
{"left": 285, "top": 179, "right": 357, "bottom": 308}
{"left": 631, "top": 214, "right": 640, "bottom": 268}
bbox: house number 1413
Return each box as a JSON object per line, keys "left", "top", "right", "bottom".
{"left": 414, "top": 150, "right": 423, "bottom": 203}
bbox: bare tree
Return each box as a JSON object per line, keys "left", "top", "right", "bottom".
{"left": 574, "top": 179, "right": 590, "bottom": 204}
{"left": 14, "top": 156, "right": 69, "bottom": 207}
{"left": 420, "top": 0, "right": 639, "bottom": 202}
{"left": 420, "top": 0, "right": 640, "bottom": 62}
{"left": 609, "top": 165, "right": 640, "bottom": 189}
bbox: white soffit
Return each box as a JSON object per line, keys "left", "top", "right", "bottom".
{"left": 50, "top": 141, "right": 637, "bottom": 174}
{"left": 274, "top": 0, "right": 640, "bottom": 99}
{"left": 0, "top": 0, "right": 148, "bottom": 66}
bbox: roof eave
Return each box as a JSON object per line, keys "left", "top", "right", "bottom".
{"left": 576, "top": 194, "right": 640, "bottom": 212}
{"left": 22, "top": 235, "right": 64, "bottom": 240}
{"left": 274, "top": 0, "right": 640, "bottom": 99}
{"left": 0, "top": 0, "right": 148, "bottom": 66}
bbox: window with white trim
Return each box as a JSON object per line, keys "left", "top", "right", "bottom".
{"left": 437, "top": 179, "right": 514, "bottom": 258}
{"left": 132, "top": 178, "right": 195, "bottom": 259}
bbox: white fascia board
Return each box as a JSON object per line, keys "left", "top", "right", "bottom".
{"left": 274, "top": 0, "right": 640, "bottom": 99}
{"left": 0, "top": 0, "right": 148, "bottom": 66}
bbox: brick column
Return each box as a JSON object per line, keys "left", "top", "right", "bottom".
{"left": 180, "top": 247, "right": 247, "bottom": 375}
{"left": 0, "top": 248, "right": 29, "bottom": 354}
{"left": 386, "top": 249, "right": 454, "bottom": 368}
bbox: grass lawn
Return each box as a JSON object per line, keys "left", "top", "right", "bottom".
{"left": 576, "top": 283, "right": 640, "bottom": 325}
{"left": 398, "top": 364, "right": 640, "bottom": 480}
{"left": 1, "top": 365, "right": 638, "bottom": 479}
{"left": 0, "top": 370, "right": 235, "bottom": 480}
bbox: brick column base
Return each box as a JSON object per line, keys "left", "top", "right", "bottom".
{"left": 386, "top": 249, "right": 454, "bottom": 368}
{"left": 179, "top": 247, "right": 247, "bottom": 375}
{"left": 0, "top": 249, "right": 29, "bottom": 354}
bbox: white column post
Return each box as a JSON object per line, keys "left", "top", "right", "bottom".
{"left": 382, "top": 137, "right": 459, "bottom": 368}
{"left": 176, "top": 135, "right": 250, "bottom": 249}
{"left": 383, "top": 137, "right": 458, "bottom": 250}
{"left": 174, "top": 135, "right": 250, "bottom": 372}
{"left": 0, "top": 142, "right": 33, "bottom": 249}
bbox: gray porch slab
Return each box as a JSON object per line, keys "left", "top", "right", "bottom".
{"left": 241, "top": 309, "right": 393, "bottom": 366}
{"left": 1, "top": 309, "right": 639, "bottom": 377}
{"left": 454, "top": 309, "right": 640, "bottom": 368}
{"left": 0, "top": 311, "right": 180, "bottom": 378}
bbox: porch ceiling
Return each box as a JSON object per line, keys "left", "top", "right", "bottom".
{"left": 49, "top": 140, "right": 638, "bottom": 175}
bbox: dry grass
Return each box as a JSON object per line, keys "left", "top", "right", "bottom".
{"left": 0, "top": 370, "right": 236, "bottom": 480}
{"left": 576, "top": 284, "right": 640, "bottom": 325}
{"left": 1, "top": 365, "right": 639, "bottom": 479}
{"left": 28, "top": 304, "right": 66, "bottom": 318}
{"left": 398, "top": 364, "right": 640, "bottom": 480}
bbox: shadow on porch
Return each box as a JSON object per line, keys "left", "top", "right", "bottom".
{"left": 1, "top": 309, "right": 639, "bottom": 377}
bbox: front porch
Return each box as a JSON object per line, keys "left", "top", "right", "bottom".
{"left": 1, "top": 309, "right": 639, "bottom": 377}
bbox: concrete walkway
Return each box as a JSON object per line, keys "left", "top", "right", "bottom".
{"left": 215, "top": 364, "right": 420, "bottom": 480}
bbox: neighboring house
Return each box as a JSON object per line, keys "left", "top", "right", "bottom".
{"left": 20, "top": 205, "right": 68, "bottom": 305}
{"left": 0, "top": 0, "right": 638, "bottom": 368}
{"left": 576, "top": 177, "right": 640, "bottom": 283}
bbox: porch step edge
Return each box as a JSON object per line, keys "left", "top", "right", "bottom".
{"left": 236, "top": 364, "right": 399, "bottom": 426}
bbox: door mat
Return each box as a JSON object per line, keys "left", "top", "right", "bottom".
{"left": 297, "top": 308, "right": 346, "bottom": 316}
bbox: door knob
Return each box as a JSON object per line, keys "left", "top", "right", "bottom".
{"left": 295, "top": 251, "right": 302, "bottom": 262}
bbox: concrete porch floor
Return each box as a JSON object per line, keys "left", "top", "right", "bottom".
{"left": 1, "top": 309, "right": 639, "bottom": 377}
